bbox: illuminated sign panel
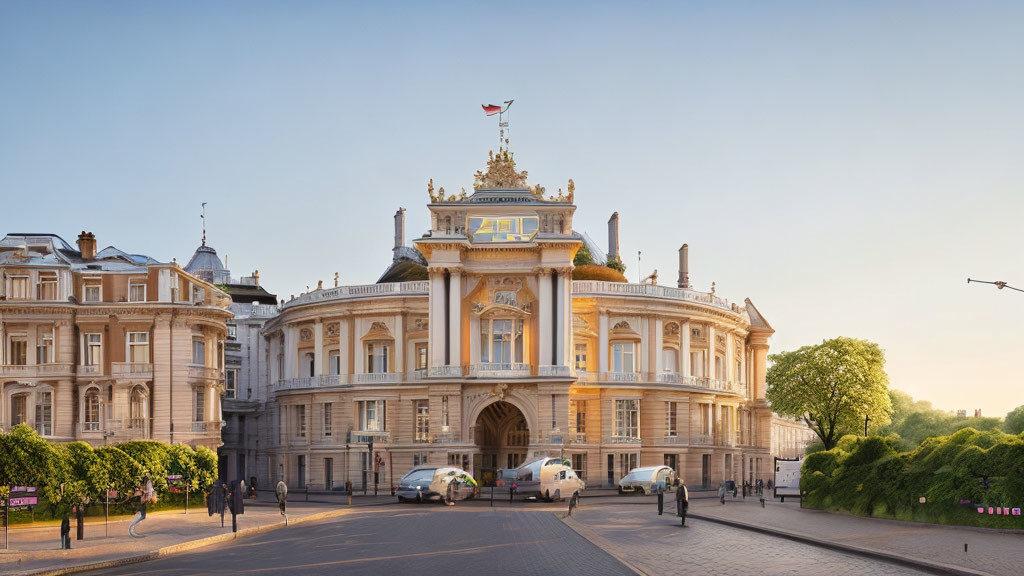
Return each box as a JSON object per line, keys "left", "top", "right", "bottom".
{"left": 468, "top": 216, "right": 539, "bottom": 243}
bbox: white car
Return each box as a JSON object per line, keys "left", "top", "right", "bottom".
{"left": 618, "top": 465, "right": 676, "bottom": 495}
{"left": 514, "top": 457, "right": 585, "bottom": 501}
{"left": 396, "top": 466, "right": 478, "bottom": 504}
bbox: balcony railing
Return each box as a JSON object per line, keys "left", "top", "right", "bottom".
{"left": 690, "top": 433, "right": 714, "bottom": 446}
{"left": 605, "top": 434, "right": 643, "bottom": 445}
{"left": 1, "top": 363, "right": 74, "bottom": 378}
{"left": 191, "top": 420, "right": 223, "bottom": 433}
{"left": 428, "top": 365, "right": 464, "bottom": 378}
{"left": 538, "top": 365, "right": 572, "bottom": 377}
{"left": 571, "top": 280, "right": 734, "bottom": 311}
{"left": 112, "top": 362, "right": 153, "bottom": 378}
{"left": 348, "top": 430, "right": 391, "bottom": 443}
{"left": 187, "top": 365, "right": 222, "bottom": 381}
{"left": 573, "top": 432, "right": 588, "bottom": 444}
{"left": 77, "top": 364, "right": 101, "bottom": 377}
{"left": 415, "top": 431, "right": 456, "bottom": 444}
{"left": 468, "top": 363, "right": 531, "bottom": 378}
{"left": 662, "top": 434, "right": 682, "bottom": 444}
{"left": 578, "top": 371, "right": 745, "bottom": 394}
{"left": 284, "top": 280, "right": 429, "bottom": 309}
{"left": 353, "top": 372, "right": 401, "bottom": 384}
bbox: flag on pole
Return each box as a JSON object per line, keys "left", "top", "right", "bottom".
{"left": 482, "top": 104, "right": 502, "bottom": 116}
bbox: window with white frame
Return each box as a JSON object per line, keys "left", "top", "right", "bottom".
{"left": 323, "top": 403, "right": 333, "bottom": 437}
{"left": 414, "top": 400, "right": 429, "bottom": 441}
{"left": 193, "top": 389, "right": 205, "bottom": 422}
{"left": 84, "top": 334, "right": 102, "bottom": 366}
{"left": 358, "top": 400, "right": 386, "bottom": 431}
{"left": 296, "top": 404, "right": 306, "bottom": 437}
{"left": 192, "top": 338, "right": 205, "bottom": 365}
{"left": 479, "top": 318, "right": 523, "bottom": 363}
{"left": 666, "top": 401, "right": 678, "bottom": 437}
{"left": 37, "top": 273, "right": 57, "bottom": 300}
{"left": 35, "top": 391, "right": 52, "bottom": 436}
{"left": 129, "top": 386, "right": 147, "bottom": 426}
{"left": 662, "top": 348, "right": 678, "bottom": 373}
{"left": 365, "top": 342, "right": 390, "bottom": 373}
{"left": 129, "top": 280, "right": 146, "bottom": 302}
{"left": 227, "top": 324, "right": 237, "bottom": 340}
{"left": 415, "top": 343, "right": 428, "bottom": 370}
{"left": 83, "top": 282, "right": 101, "bottom": 302}
{"left": 128, "top": 332, "right": 149, "bottom": 363}
{"left": 611, "top": 342, "right": 636, "bottom": 373}
{"left": 84, "top": 390, "right": 100, "bottom": 431}
{"left": 614, "top": 399, "right": 639, "bottom": 439}
{"left": 11, "top": 393, "right": 28, "bottom": 426}
{"left": 36, "top": 331, "right": 53, "bottom": 364}
{"left": 413, "top": 452, "right": 428, "bottom": 467}
{"left": 9, "top": 335, "right": 27, "bottom": 365}
{"left": 574, "top": 343, "right": 587, "bottom": 371}
{"left": 9, "top": 276, "right": 29, "bottom": 300}
{"left": 329, "top": 351, "right": 341, "bottom": 376}
{"left": 225, "top": 368, "right": 237, "bottom": 399}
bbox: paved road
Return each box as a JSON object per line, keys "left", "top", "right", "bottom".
{"left": 79, "top": 505, "right": 634, "bottom": 576}
{"left": 565, "top": 505, "right": 933, "bottom": 575}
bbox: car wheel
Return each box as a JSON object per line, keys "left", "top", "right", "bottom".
{"left": 638, "top": 488, "right": 646, "bottom": 496}
{"left": 617, "top": 487, "right": 623, "bottom": 495}
{"left": 544, "top": 489, "right": 551, "bottom": 502}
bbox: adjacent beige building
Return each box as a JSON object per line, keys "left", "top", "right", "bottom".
{"left": 0, "top": 232, "right": 231, "bottom": 449}
{"left": 259, "top": 149, "right": 792, "bottom": 492}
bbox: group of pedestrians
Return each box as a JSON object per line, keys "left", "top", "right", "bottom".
{"left": 653, "top": 479, "right": 689, "bottom": 526}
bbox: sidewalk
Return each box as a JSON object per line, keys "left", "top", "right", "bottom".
{"left": 688, "top": 498, "right": 1024, "bottom": 576}
{"left": 0, "top": 495, "right": 397, "bottom": 576}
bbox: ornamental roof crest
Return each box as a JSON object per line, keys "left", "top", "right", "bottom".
{"left": 474, "top": 149, "right": 529, "bottom": 190}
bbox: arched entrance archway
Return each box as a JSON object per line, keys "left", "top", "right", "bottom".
{"left": 473, "top": 401, "right": 528, "bottom": 484}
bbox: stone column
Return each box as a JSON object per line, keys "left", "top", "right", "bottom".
{"left": 750, "top": 335, "right": 770, "bottom": 399}
{"left": 652, "top": 317, "right": 663, "bottom": 375}
{"left": 706, "top": 324, "right": 716, "bottom": 380}
{"left": 681, "top": 319, "right": 691, "bottom": 377}
{"left": 394, "top": 314, "right": 405, "bottom": 374}
{"left": 313, "top": 321, "right": 323, "bottom": 376}
{"left": 725, "top": 332, "right": 734, "bottom": 384}
{"left": 598, "top": 312, "right": 609, "bottom": 375}
{"left": 428, "top": 269, "right": 446, "bottom": 366}
{"left": 283, "top": 325, "right": 297, "bottom": 379}
{"left": 448, "top": 269, "right": 462, "bottom": 367}
{"left": 537, "top": 270, "right": 553, "bottom": 366}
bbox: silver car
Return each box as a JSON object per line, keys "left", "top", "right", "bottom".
{"left": 396, "top": 466, "right": 478, "bottom": 504}
{"left": 618, "top": 465, "right": 676, "bottom": 495}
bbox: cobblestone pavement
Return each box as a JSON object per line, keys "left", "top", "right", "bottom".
{"left": 688, "top": 498, "right": 1024, "bottom": 576}
{"left": 78, "top": 505, "right": 634, "bottom": 576}
{"left": 563, "top": 504, "right": 932, "bottom": 576}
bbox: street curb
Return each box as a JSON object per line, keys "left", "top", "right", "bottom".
{"left": 12, "top": 506, "right": 363, "bottom": 576}
{"left": 687, "top": 512, "right": 995, "bottom": 576}
{"left": 557, "top": 513, "right": 648, "bottom": 576}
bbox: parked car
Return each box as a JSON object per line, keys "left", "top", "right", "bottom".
{"left": 396, "top": 466, "right": 478, "bottom": 504}
{"left": 618, "top": 465, "right": 676, "bottom": 495}
{"left": 514, "top": 457, "right": 585, "bottom": 501}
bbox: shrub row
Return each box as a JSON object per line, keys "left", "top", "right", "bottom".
{"left": 802, "top": 428, "right": 1024, "bottom": 528}
{"left": 0, "top": 424, "right": 217, "bottom": 520}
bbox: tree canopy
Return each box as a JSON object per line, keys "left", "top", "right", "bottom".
{"left": 879, "top": 390, "right": 1002, "bottom": 450}
{"left": 766, "top": 337, "right": 892, "bottom": 450}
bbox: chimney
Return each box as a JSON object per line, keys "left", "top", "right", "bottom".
{"left": 607, "top": 212, "right": 620, "bottom": 261}
{"left": 77, "top": 231, "right": 97, "bottom": 260}
{"left": 394, "top": 207, "right": 406, "bottom": 257}
{"left": 253, "top": 269, "right": 260, "bottom": 286}
{"left": 677, "top": 244, "right": 690, "bottom": 288}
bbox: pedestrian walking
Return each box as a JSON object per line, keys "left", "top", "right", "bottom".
{"left": 249, "top": 476, "right": 258, "bottom": 498}
{"left": 129, "top": 477, "right": 156, "bottom": 538}
{"left": 767, "top": 478, "right": 773, "bottom": 498}
{"left": 656, "top": 483, "right": 664, "bottom": 515}
{"left": 717, "top": 481, "right": 726, "bottom": 505}
{"left": 276, "top": 479, "right": 288, "bottom": 526}
{"left": 732, "top": 481, "right": 738, "bottom": 498}
{"left": 60, "top": 515, "right": 71, "bottom": 549}
{"left": 675, "top": 481, "right": 689, "bottom": 526}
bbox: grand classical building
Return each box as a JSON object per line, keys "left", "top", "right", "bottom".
{"left": 0, "top": 232, "right": 231, "bottom": 449}
{"left": 258, "top": 149, "right": 782, "bottom": 491}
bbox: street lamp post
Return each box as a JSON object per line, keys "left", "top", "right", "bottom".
{"left": 864, "top": 414, "right": 871, "bottom": 437}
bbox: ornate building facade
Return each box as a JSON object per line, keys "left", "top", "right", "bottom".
{"left": 259, "top": 150, "right": 784, "bottom": 491}
{"left": 0, "top": 232, "right": 231, "bottom": 449}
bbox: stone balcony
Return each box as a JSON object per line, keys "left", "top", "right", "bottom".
{"left": 187, "top": 364, "right": 222, "bottom": 383}
{"left": 111, "top": 362, "right": 153, "bottom": 379}
{"left": 190, "top": 420, "right": 224, "bottom": 433}
{"left": 348, "top": 430, "right": 391, "bottom": 444}
{"left": 0, "top": 363, "right": 74, "bottom": 379}
{"left": 468, "top": 363, "right": 531, "bottom": 378}
{"left": 76, "top": 364, "right": 102, "bottom": 378}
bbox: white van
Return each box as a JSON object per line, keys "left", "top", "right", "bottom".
{"left": 513, "top": 457, "right": 585, "bottom": 501}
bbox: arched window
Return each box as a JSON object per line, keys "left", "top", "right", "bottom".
{"left": 83, "top": 389, "right": 100, "bottom": 431}
{"left": 129, "top": 386, "right": 148, "bottom": 429}
{"left": 480, "top": 319, "right": 523, "bottom": 364}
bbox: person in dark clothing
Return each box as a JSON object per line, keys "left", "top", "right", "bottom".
{"left": 656, "top": 483, "right": 665, "bottom": 515}
{"left": 74, "top": 505, "right": 84, "bottom": 540}
{"left": 249, "top": 476, "right": 258, "bottom": 498}
{"left": 60, "top": 515, "right": 71, "bottom": 549}
{"left": 675, "top": 482, "right": 689, "bottom": 526}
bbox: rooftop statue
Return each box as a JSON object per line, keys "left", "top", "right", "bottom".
{"left": 473, "top": 149, "right": 529, "bottom": 190}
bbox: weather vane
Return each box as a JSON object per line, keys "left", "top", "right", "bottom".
{"left": 481, "top": 99, "right": 514, "bottom": 150}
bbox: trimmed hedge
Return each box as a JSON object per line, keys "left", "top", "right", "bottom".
{"left": 0, "top": 424, "right": 217, "bottom": 522}
{"left": 802, "top": 428, "right": 1024, "bottom": 528}
{"left": 572, "top": 264, "right": 628, "bottom": 282}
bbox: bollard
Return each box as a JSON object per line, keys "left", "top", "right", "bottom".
{"left": 490, "top": 486, "right": 494, "bottom": 507}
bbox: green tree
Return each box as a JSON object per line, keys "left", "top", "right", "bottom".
{"left": 573, "top": 242, "right": 594, "bottom": 267}
{"left": 605, "top": 256, "right": 626, "bottom": 274}
{"left": 767, "top": 337, "right": 892, "bottom": 450}
{"left": 1004, "top": 405, "right": 1024, "bottom": 435}
{"left": 880, "top": 389, "right": 1004, "bottom": 449}
{"left": 192, "top": 445, "right": 218, "bottom": 489}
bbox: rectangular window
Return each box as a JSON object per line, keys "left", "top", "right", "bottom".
{"left": 128, "top": 332, "right": 149, "bottom": 363}
{"left": 85, "top": 334, "right": 102, "bottom": 366}
{"left": 192, "top": 285, "right": 205, "bottom": 304}
{"left": 83, "top": 283, "right": 101, "bottom": 303}
{"left": 324, "top": 403, "right": 333, "bottom": 437}
{"left": 614, "top": 399, "right": 639, "bottom": 439}
{"left": 366, "top": 343, "right": 390, "bottom": 373}
{"left": 492, "top": 320, "right": 513, "bottom": 363}
{"left": 572, "top": 399, "right": 586, "bottom": 434}
{"left": 442, "top": 396, "right": 449, "bottom": 428}
{"left": 37, "top": 274, "right": 57, "bottom": 300}
{"left": 227, "top": 324, "right": 237, "bottom": 340}
{"left": 192, "top": 338, "right": 206, "bottom": 365}
{"left": 9, "top": 276, "right": 29, "bottom": 300}
{"left": 666, "top": 401, "right": 678, "bottom": 436}
{"left": 612, "top": 342, "right": 635, "bottom": 373}
{"left": 619, "top": 453, "right": 638, "bottom": 475}
{"left": 663, "top": 349, "right": 678, "bottom": 373}
{"left": 35, "top": 392, "right": 52, "bottom": 436}
{"left": 415, "top": 344, "right": 428, "bottom": 370}
{"left": 193, "top": 389, "right": 205, "bottom": 422}
{"left": 413, "top": 452, "right": 428, "bottom": 467}
{"left": 225, "top": 368, "right": 237, "bottom": 399}
{"left": 11, "top": 394, "right": 27, "bottom": 426}
{"left": 359, "top": 400, "right": 386, "bottom": 431}
{"left": 36, "top": 331, "right": 53, "bottom": 364}
{"left": 414, "top": 400, "right": 429, "bottom": 441}
{"left": 572, "top": 453, "right": 587, "bottom": 482}
{"left": 296, "top": 405, "right": 306, "bottom": 437}
{"left": 574, "top": 343, "right": 587, "bottom": 371}
{"left": 129, "top": 281, "right": 146, "bottom": 302}
{"left": 84, "top": 392, "right": 100, "bottom": 430}
{"left": 10, "top": 336, "right": 27, "bottom": 365}
{"left": 329, "top": 352, "right": 341, "bottom": 376}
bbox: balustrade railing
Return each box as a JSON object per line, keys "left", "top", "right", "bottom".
{"left": 77, "top": 364, "right": 101, "bottom": 377}
{"left": 468, "top": 363, "right": 531, "bottom": 378}
{"left": 537, "top": 365, "right": 572, "bottom": 377}
{"left": 690, "top": 433, "right": 714, "bottom": 446}
{"left": 604, "top": 434, "right": 643, "bottom": 445}
{"left": 348, "top": 430, "right": 391, "bottom": 443}
{"left": 112, "top": 362, "right": 153, "bottom": 377}
{"left": 352, "top": 372, "right": 401, "bottom": 384}
{"left": 285, "top": 281, "right": 429, "bottom": 308}
{"left": 191, "top": 420, "right": 223, "bottom": 433}
{"left": 187, "top": 364, "right": 222, "bottom": 381}
{"left": 428, "top": 365, "right": 465, "bottom": 378}
{"left": 571, "top": 280, "right": 734, "bottom": 311}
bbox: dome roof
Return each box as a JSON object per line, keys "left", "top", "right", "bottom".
{"left": 185, "top": 244, "right": 231, "bottom": 285}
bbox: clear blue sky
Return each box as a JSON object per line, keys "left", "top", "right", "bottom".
{"left": 2, "top": 1, "right": 1022, "bottom": 417}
